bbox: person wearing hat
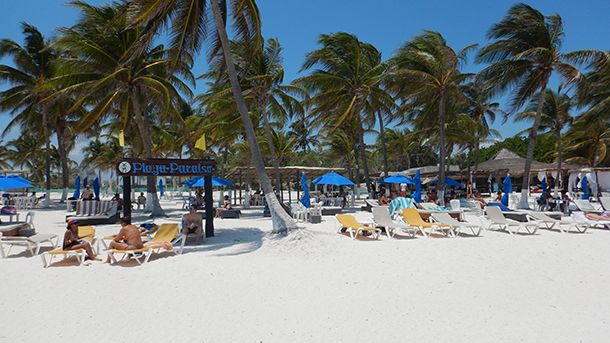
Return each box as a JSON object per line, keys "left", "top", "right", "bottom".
{"left": 63, "top": 219, "right": 98, "bottom": 261}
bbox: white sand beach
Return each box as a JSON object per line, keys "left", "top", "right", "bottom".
{"left": 1, "top": 197, "right": 610, "bottom": 343}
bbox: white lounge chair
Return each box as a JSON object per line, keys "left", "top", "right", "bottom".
{"left": 599, "top": 197, "right": 610, "bottom": 211}
{"left": 372, "top": 207, "right": 418, "bottom": 238}
{"left": 0, "top": 233, "right": 58, "bottom": 258}
{"left": 485, "top": 206, "right": 538, "bottom": 235}
{"left": 573, "top": 199, "right": 604, "bottom": 213}
{"left": 526, "top": 212, "right": 588, "bottom": 233}
{"left": 571, "top": 212, "right": 610, "bottom": 230}
{"left": 431, "top": 212, "right": 482, "bottom": 237}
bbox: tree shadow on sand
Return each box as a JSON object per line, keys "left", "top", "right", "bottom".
{"left": 182, "top": 227, "right": 264, "bottom": 257}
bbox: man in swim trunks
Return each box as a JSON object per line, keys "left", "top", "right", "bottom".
{"left": 106, "top": 217, "right": 144, "bottom": 263}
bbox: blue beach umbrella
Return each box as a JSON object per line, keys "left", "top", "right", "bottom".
{"left": 541, "top": 176, "right": 547, "bottom": 193}
{"left": 92, "top": 177, "right": 100, "bottom": 200}
{"left": 312, "top": 172, "right": 354, "bottom": 186}
{"left": 158, "top": 179, "right": 165, "bottom": 197}
{"left": 430, "top": 177, "right": 462, "bottom": 187}
{"left": 73, "top": 175, "right": 81, "bottom": 199}
{"left": 7, "top": 175, "right": 32, "bottom": 185}
{"left": 383, "top": 175, "right": 415, "bottom": 185}
{"left": 581, "top": 176, "right": 589, "bottom": 200}
{"left": 183, "top": 176, "right": 234, "bottom": 187}
{"left": 83, "top": 176, "right": 88, "bottom": 188}
{"left": 413, "top": 170, "right": 422, "bottom": 203}
{"left": 501, "top": 175, "right": 512, "bottom": 206}
{"left": 299, "top": 173, "right": 311, "bottom": 208}
{"left": 0, "top": 176, "right": 31, "bottom": 190}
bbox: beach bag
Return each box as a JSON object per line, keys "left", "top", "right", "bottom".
{"left": 0, "top": 206, "right": 17, "bottom": 215}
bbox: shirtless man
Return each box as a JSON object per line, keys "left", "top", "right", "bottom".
{"left": 106, "top": 217, "right": 144, "bottom": 263}
{"left": 182, "top": 204, "right": 203, "bottom": 242}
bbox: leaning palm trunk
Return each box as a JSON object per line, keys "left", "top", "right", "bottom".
{"left": 42, "top": 109, "right": 51, "bottom": 207}
{"left": 357, "top": 117, "right": 372, "bottom": 197}
{"left": 554, "top": 127, "right": 562, "bottom": 197}
{"left": 261, "top": 109, "right": 282, "bottom": 193}
{"left": 56, "top": 125, "right": 70, "bottom": 203}
{"left": 437, "top": 89, "right": 447, "bottom": 207}
{"left": 132, "top": 95, "right": 165, "bottom": 217}
{"left": 211, "top": 0, "right": 296, "bottom": 233}
{"left": 377, "top": 111, "right": 389, "bottom": 178}
{"left": 518, "top": 85, "right": 548, "bottom": 209}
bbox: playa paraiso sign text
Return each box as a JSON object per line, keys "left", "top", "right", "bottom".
{"left": 116, "top": 158, "right": 215, "bottom": 176}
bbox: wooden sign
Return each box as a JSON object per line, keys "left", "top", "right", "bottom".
{"left": 116, "top": 158, "right": 216, "bottom": 176}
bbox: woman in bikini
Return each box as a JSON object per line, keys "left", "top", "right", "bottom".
{"left": 63, "top": 219, "right": 98, "bottom": 261}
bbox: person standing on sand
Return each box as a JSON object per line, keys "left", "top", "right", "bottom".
{"left": 63, "top": 219, "right": 99, "bottom": 261}
{"left": 106, "top": 217, "right": 144, "bottom": 263}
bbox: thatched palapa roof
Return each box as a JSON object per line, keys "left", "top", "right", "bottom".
{"left": 471, "top": 149, "right": 578, "bottom": 176}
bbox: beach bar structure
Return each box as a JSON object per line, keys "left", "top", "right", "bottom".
{"left": 226, "top": 166, "right": 347, "bottom": 205}
{"left": 469, "top": 149, "right": 579, "bottom": 193}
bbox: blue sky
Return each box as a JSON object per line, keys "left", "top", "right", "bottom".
{"left": 1, "top": 0, "right": 609, "bottom": 159}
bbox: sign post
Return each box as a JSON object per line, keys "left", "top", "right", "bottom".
{"left": 117, "top": 158, "right": 216, "bottom": 236}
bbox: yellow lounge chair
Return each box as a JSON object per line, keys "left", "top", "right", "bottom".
{"left": 41, "top": 226, "right": 98, "bottom": 268}
{"left": 108, "top": 223, "right": 183, "bottom": 265}
{"left": 402, "top": 208, "right": 454, "bottom": 237}
{"left": 335, "top": 214, "right": 381, "bottom": 240}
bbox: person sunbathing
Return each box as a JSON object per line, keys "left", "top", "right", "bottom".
{"left": 182, "top": 204, "right": 203, "bottom": 238}
{"left": 378, "top": 193, "right": 389, "bottom": 206}
{"left": 106, "top": 217, "right": 144, "bottom": 263}
{"left": 63, "top": 219, "right": 99, "bottom": 261}
{"left": 585, "top": 212, "right": 610, "bottom": 221}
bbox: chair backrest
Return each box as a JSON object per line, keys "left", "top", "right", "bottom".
{"left": 574, "top": 200, "right": 596, "bottom": 212}
{"left": 402, "top": 208, "right": 427, "bottom": 226}
{"left": 24, "top": 211, "right": 35, "bottom": 229}
{"left": 76, "top": 200, "right": 98, "bottom": 216}
{"left": 431, "top": 212, "right": 458, "bottom": 226}
{"left": 151, "top": 223, "right": 179, "bottom": 243}
{"left": 78, "top": 226, "right": 96, "bottom": 243}
{"left": 599, "top": 197, "right": 610, "bottom": 211}
{"left": 336, "top": 214, "right": 361, "bottom": 229}
{"left": 372, "top": 207, "right": 393, "bottom": 227}
{"left": 449, "top": 199, "right": 461, "bottom": 211}
{"left": 529, "top": 212, "right": 554, "bottom": 222}
{"left": 485, "top": 206, "right": 507, "bottom": 223}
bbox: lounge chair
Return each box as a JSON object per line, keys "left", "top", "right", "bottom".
{"left": 598, "top": 197, "right": 610, "bottom": 211}
{"left": 526, "top": 212, "right": 588, "bottom": 233}
{"left": 371, "top": 207, "right": 419, "bottom": 238}
{"left": 431, "top": 212, "right": 482, "bottom": 237}
{"left": 402, "top": 208, "right": 453, "bottom": 237}
{"left": 335, "top": 214, "right": 381, "bottom": 240}
{"left": 485, "top": 206, "right": 538, "bottom": 235}
{"left": 108, "top": 223, "right": 184, "bottom": 265}
{"left": 573, "top": 199, "right": 604, "bottom": 213}
{"left": 571, "top": 212, "right": 610, "bottom": 230}
{"left": 41, "top": 226, "right": 98, "bottom": 268}
{"left": 66, "top": 202, "right": 119, "bottom": 225}
{"left": 0, "top": 233, "right": 58, "bottom": 258}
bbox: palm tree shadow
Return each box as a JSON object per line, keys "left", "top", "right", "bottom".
{"left": 181, "top": 227, "right": 264, "bottom": 257}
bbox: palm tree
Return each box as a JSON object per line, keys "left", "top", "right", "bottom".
{"left": 576, "top": 52, "right": 610, "bottom": 122}
{"left": 130, "top": 0, "right": 297, "bottom": 233}
{"left": 325, "top": 130, "right": 358, "bottom": 180}
{"left": 288, "top": 114, "right": 320, "bottom": 152}
{"left": 0, "top": 141, "right": 12, "bottom": 170}
{"left": 390, "top": 31, "right": 475, "bottom": 205}
{"left": 516, "top": 88, "right": 573, "bottom": 195}
{"left": 564, "top": 118, "right": 610, "bottom": 168}
{"left": 0, "top": 23, "right": 57, "bottom": 206}
{"left": 476, "top": 3, "right": 597, "bottom": 208}
{"left": 51, "top": 2, "right": 192, "bottom": 216}
{"left": 198, "top": 38, "right": 304, "bottom": 190}
{"left": 297, "top": 32, "right": 392, "bottom": 196}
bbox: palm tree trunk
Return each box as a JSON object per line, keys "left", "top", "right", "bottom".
{"left": 356, "top": 116, "right": 372, "bottom": 197}
{"left": 261, "top": 109, "right": 282, "bottom": 193}
{"left": 42, "top": 109, "right": 51, "bottom": 208}
{"left": 131, "top": 93, "right": 165, "bottom": 217}
{"left": 377, "top": 111, "right": 389, "bottom": 178}
{"left": 554, "top": 127, "right": 562, "bottom": 197}
{"left": 518, "top": 85, "right": 548, "bottom": 209}
{"left": 211, "top": 0, "right": 296, "bottom": 233}
{"left": 56, "top": 122, "right": 70, "bottom": 203}
{"left": 438, "top": 89, "right": 447, "bottom": 207}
